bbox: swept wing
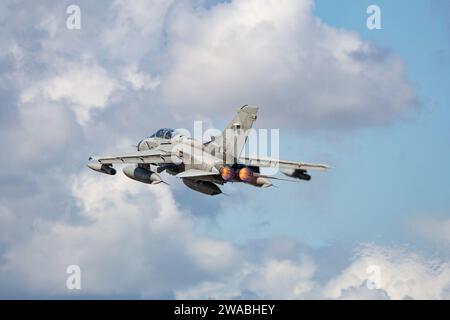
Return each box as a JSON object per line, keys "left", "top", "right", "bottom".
{"left": 240, "top": 156, "right": 329, "bottom": 171}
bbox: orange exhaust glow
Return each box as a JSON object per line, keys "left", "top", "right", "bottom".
{"left": 220, "top": 166, "right": 235, "bottom": 181}
{"left": 238, "top": 167, "right": 254, "bottom": 182}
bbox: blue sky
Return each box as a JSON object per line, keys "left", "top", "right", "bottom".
{"left": 193, "top": 0, "right": 450, "bottom": 255}
{"left": 0, "top": 0, "right": 449, "bottom": 299}
{"left": 314, "top": 0, "right": 450, "bottom": 245}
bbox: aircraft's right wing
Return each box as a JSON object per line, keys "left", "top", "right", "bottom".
{"left": 89, "top": 149, "right": 181, "bottom": 165}
{"left": 239, "top": 156, "right": 329, "bottom": 171}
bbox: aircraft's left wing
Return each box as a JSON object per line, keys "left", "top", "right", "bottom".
{"left": 89, "top": 149, "right": 181, "bottom": 165}
{"left": 239, "top": 156, "right": 329, "bottom": 171}
{"left": 175, "top": 169, "right": 220, "bottom": 178}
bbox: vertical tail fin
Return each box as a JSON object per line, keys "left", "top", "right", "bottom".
{"left": 213, "top": 105, "right": 258, "bottom": 163}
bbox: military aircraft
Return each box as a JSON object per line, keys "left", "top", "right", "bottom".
{"left": 87, "top": 106, "right": 328, "bottom": 195}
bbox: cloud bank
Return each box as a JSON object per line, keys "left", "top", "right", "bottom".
{"left": 1, "top": 171, "right": 449, "bottom": 299}
{"left": 160, "top": 0, "right": 418, "bottom": 128}
{"left": 0, "top": 0, "right": 445, "bottom": 299}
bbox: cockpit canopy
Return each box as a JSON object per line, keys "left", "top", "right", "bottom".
{"left": 150, "top": 128, "right": 175, "bottom": 140}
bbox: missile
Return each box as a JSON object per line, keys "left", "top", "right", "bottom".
{"left": 253, "top": 177, "right": 272, "bottom": 188}
{"left": 245, "top": 176, "right": 273, "bottom": 188}
{"left": 87, "top": 162, "right": 116, "bottom": 175}
{"left": 123, "top": 165, "right": 162, "bottom": 184}
{"left": 281, "top": 168, "right": 311, "bottom": 181}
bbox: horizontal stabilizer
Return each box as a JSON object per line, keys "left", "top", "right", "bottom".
{"left": 175, "top": 169, "right": 219, "bottom": 179}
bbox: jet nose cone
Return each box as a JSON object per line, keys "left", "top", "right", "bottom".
{"left": 87, "top": 162, "right": 98, "bottom": 170}
{"left": 87, "top": 162, "right": 116, "bottom": 175}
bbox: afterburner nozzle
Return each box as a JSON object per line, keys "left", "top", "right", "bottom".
{"left": 220, "top": 166, "right": 235, "bottom": 181}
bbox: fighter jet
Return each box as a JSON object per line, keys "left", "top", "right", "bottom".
{"left": 87, "top": 106, "right": 328, "bottom": 195}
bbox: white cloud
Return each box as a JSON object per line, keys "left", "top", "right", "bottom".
{"left": 123, "top": 64, "right": 161, "bottom": 91}
{"left": 245, "top": 257, "right": 317, "bottom": 299}
{"left": 161, "top": 0, "right": 418, "bottom": 128}
{"left": 2, "top": 0, "right": 419, "bottom": 131}
{"left": 0, "top": 204, "right": 19, "bottom": 247}
{"left": 22, "top": 60, "right": 120, "bottom": 126}
{"left": 186, "top": 236, "right": 238, "bottom": 273}
{"left": 0, "top": 171, "right": 239, "bottom": 297}
{"left": 175, "top": 257, "right": 318, "bottom": 300}
{"left": 102, "top": 0, "right": 175, "bottom": 61}
{"left": 1, "top": 170, "right": 450, "bottom": 299}
{"left": 13, "top": 101, "right": 77, "bottom": 162}
{"left": 176, "top": 244, "right": 450, "bottom": 300}
{"left": 175, "top": 260, "right": 304, "bottom": 299}
{"left": 0, "top": 0, "right": 438, "bottom": 300}
{"left": 324, "top": 245, "right": 450, "bottom": 300}
{"left": 336, "top": 284, "right": 389, "bottom": 300}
